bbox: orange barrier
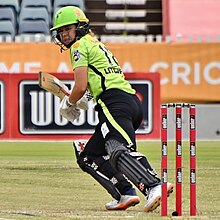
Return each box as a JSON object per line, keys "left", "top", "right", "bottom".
{"left": 0, "top": 42, "right": 219, "bottom": 103}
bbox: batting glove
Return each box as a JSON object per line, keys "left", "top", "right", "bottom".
{"left": 76, "top": 90, "right": 93, "bottom": 110}
{"left": 60, "top": 96, "right": 80, "bottom": 122}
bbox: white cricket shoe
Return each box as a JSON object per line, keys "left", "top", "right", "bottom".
{"left": 105, "top": 195, "right": 140, "bottom": 210}
{"left": 144, "top": 182, "right": 174, "bottom": 212}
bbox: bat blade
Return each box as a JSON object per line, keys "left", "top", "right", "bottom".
{"left": 38, "top": 71, "right": 70, "bottom": 99}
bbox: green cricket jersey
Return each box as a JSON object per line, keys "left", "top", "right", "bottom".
{"left": 69, "top": 34, "right": 135, "bottom": 101}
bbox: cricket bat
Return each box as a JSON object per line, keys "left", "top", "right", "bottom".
{"left": 38, "top": 71, "right": 70, "bottom": 99}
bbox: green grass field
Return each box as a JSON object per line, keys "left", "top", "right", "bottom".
{"left": 0, "top": 141, "right": 219, "bottom": 220}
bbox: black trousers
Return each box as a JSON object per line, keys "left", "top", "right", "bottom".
{"left": 81, "top": 89, "right": 160, "bottom": 196}
{"left": 84, "top": 89, "right": 143, "bottom": 159}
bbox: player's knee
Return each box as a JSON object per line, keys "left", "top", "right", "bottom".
{"left": 76, "top": 154, "right": 87, "bottom": 172}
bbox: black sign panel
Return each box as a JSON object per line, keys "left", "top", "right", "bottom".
{"left": 19, "top": 80, "right": 152, "bottom": 134}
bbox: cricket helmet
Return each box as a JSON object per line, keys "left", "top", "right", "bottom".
{"left": 50, "top": 6, "right": 89, "bottom": 51}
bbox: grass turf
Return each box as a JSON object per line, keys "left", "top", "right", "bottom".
{"left": 0, "top": 141, "right": 219, "bottom": 219}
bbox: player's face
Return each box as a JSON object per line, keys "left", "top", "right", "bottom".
{"left": 58, "top": 24, "right": 76, "bottom": 45}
